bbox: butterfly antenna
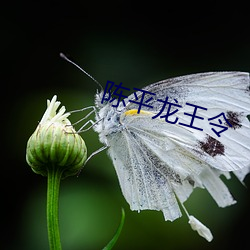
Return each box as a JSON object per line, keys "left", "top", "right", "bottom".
{"left": 60, "top": 53, "right": 103, "bottom": 92}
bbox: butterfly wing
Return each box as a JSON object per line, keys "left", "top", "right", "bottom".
{"left": 123, "top": 72, "right": 250, "bottom": 173}
{"left": 106, "top": 122, "right": 182, "bottom": 221}
{"left": 105, "top": 72, "right": 249, "bottom": 221}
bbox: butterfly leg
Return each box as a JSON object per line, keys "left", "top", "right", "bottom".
{"left": 77, "top": 145, "right": 108, "bottom": 176}
{"left": 76, "top": 119, "right": 96, "bottom": 132}
{"left": 70, "top": 106, "right": 96, "bottom": 125}
{"left": 68, "top": 106, "right": 101, "bottom": 132}
{"left": 85, "top": 145, "right": 108, "bottom": 165}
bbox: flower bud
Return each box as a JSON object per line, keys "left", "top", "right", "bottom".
{"left": 26, "top": 95, "right": 87, "bottom": 178}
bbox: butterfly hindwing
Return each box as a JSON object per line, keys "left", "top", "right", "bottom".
{"left": 107, "top": 123, "right": 182, "bottom": 221}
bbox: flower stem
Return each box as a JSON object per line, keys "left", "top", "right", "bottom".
{"left": 47, "top": 165, "right": 63, "bottom": 250}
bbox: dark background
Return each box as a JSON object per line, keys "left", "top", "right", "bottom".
{"left": 2, "top": 1, "right": 250, "bottom": 250}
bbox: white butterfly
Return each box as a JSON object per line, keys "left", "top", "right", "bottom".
{"left": 61, "top": 54, "right": 250, "bottom": 242}
{"left": 91, "top": 72, "right": 250, "bottom": 241}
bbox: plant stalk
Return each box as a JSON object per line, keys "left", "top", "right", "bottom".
{"left": 47, "top": 165, "right": 63, "bottom": 250}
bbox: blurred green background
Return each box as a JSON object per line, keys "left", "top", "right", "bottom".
{"left": 2, "top": 1, "right": 250, "bottom": 250}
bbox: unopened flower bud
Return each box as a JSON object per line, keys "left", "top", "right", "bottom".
{"left": 26, "top": 95, "right": 87, "bottom": 178}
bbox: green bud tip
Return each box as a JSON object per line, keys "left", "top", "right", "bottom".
{"left": 26, "top": 95, "right": 87, "bottom": 178}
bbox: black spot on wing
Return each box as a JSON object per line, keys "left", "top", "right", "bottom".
{"left": 246, "top": 84, "right": 250, "bottom": 94}
{"left": 186, "top": 177, "right": 195, "bottom": 186}
{"left": 198, "top": 135, "right": 225, "bottom": 157}
{"left": 226, "top": 111, "right": 243, "bottom": 129}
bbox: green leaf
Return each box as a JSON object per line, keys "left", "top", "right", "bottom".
{"left": 102, "top": 208, "right": 125, "bottom": 250}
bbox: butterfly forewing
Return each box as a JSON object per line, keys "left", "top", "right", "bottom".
{"left": 121, "top": 72, "right": 250, "bottom": 173}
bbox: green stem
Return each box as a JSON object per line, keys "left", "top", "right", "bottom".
{"left": 47, "top": 165, "right": 63, "bottom": 250}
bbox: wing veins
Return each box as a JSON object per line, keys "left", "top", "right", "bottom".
{"left": 123, "top": 130, "right": 152, "bottom": 208}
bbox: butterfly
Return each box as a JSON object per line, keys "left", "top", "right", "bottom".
{"left": 61, "top": 55, "right": 250, "bottom": 241}
{"left": 93, "top": 72, "right": 250, "bottom": 241}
